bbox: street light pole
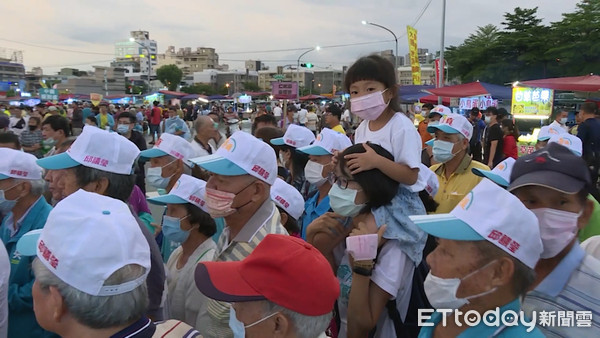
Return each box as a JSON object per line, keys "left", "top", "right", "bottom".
{"left": 362, "top": 21, "right": 398, "bottom": 81}
{"left": 296, "top": 46, "right": 320, "bottom": 100}
{"left": 130, "top": 38, "right": 152, "bottom": 94}
{"left": 438, "top": 0, "right": 447, "bottom": 104}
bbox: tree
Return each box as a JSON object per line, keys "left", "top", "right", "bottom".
{"left": 181, "top": 83, "right": 216, "bottom": 95}
{"left": 156, "top": 65, "right": 183, "bottom": 91}
{"left": 242, "top": 81, "right": 261, "bottom": 92}
{"left": 5, "top": 89, "right": 16, "bottom": 97}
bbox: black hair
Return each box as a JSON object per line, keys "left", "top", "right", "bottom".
{"left": 252, "top": 114, "right": 277, "bottom": 135}
{"left": 29, "top": 116, "right": 41, "bottom": 126}
{"left": 118, "top": 112, "right": 136, "bottom": 124}
{"left": 0, "top": 132, "right": 20, "bottom": 149}
{"left": 42, "top": 115, "right": 71, "bottom": 137}
{"left": 280, "top": 145, "right": 309, "bottom": 183}
{"left": 254, "top": 126, "right": 284, "bottom": 157}
{"left": 184, "top": 203, "right": 217, "bottom": 237}
{"left": 422, "top": 103, "right": 434, "bottom": 110}
{"left": 344, "top": 54, "right": 402, "bottom": 113}
{"left": 501, "top": 119, "right": 519, "bottom": 139}
{"left": 276, "top": 206, "right": 300, "bottom": 235}
{"left": 326, "top": 104, "right": 342, "bottom": 120}
{"left": 419, "top": 190, "right": 439, "bottom": 213}
{"left": 86, "top": 116, "right": 97, "bottom": 126}
{"left": 338, "top": 142, "right": 398, "bottom": 209}
{"left": 581, "top": 102, "right": 598, "bottom": 115}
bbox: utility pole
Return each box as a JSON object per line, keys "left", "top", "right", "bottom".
{"left": 104, "top": 69, "right": 108, "bottom": 96}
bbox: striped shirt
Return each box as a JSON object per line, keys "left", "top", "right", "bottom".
{"left": 203, "top": 200, "right": 288, "bottom": 338}
{"left": 523, "top": 244, "right": 600, "bottom": 337}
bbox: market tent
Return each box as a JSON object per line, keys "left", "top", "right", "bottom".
{"left": 300, "top": 94, "right": 326, "bottom": 101}
{"left": 244, "top": 91, "right": 271, "bottom": 97}
{"left": 425, "top": 81, "right": 512, "bottom": 100}
{"left": 158, "top": 90, "right": 188, "bottom": 97}
{"left": 208, "top": 94, "right": 227, "bottom": 100}
{"left": 181, "top": 94, "right": 208, "bottom": 100}
{"left": 519, "top": 74, "right": 600, "bottom": 92}
{"left": 419, "top": 94, "right": 451, "bottom": 106}
{"left": 398, "top": 85, "right": 435, "bottom": 102}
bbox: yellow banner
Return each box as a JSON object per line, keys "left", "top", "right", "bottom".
{"left": 39, "top": 80, "right": 47, "bottom": 89}
{"left": 90, "top": 93, "right": 103, "bottom": 106}
{"left": 407, "top": 26, "right": 421, "bottom": 85}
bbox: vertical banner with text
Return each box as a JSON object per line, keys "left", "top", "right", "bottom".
{"left": 407, "top": 25, "right": 421, "bottom": 85}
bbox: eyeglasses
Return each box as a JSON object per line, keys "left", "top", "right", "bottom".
{"left": 327, "top": 172, "right": 355, "bottom": 190}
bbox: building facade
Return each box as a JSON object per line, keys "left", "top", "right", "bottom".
{"left": 397, "top": 66, "right": 436, "bottom": 86}
{"left": 54, "top": 66, "right": 126, "bottom": 96}
{"left": 113, "top": 31, "right": 158, "bottom": 79}
{"left": 0, "top": 60, "right": 25, "bottom": 92}
{"left": 157, "top": 46, "right": 219, "bottom": 76}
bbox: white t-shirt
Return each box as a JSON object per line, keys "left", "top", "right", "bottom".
{"left": 298, "top": 109, "right": 308, "bottom": 124}
{"left": 342, "top": 109, "right": 351, "bottom": 123}
{"left": 190, "top": 138, "right": 215, "bottom": 158}
{"left": 0, "top": 242, "right": 9, "bottom": 338}
{"left": 165, "top": 239, "right": 217, "bottom": 328}
{"left": 273, "top": 106, "right": 283, "bottom": 117}
{"left": 354, "top": 113, "right": 425, "bottom": 191}
{"left": 336, "top": 239, "right": 413, "bottom": 338}
{"left": 306, "top": 112, "right": 318, "bottom": 131}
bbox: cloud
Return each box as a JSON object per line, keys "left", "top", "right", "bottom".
{"left": 0, "top": 0, "right": 579, "bottom": 74}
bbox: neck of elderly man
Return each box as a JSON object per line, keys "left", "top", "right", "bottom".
{"left": 6, "top": 179, "right": 43, "bottom": 226}
{"left": 435, "top": 130, "right": 469, "bottom": 180}
{"left": 211, "top": 173, "right": 270, "bottom": 240}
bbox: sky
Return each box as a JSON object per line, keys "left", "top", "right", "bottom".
{"left": 0, "top": 0, "right": 580, "bottom": 74}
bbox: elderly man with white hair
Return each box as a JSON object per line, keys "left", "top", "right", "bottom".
{"left": 18, "top": 190, "right": 201, "bottom": 337}
{"left": 0, "top": 148, "right": 54, "bottom": 337}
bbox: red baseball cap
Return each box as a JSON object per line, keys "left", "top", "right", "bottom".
{"left": 194, "top": 234, "right": 340, "bottom": 316}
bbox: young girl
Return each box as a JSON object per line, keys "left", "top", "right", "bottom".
{"left": 501, "top": 118, "right": 519, "bottom": 160}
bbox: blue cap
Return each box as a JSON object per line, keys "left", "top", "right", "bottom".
{"left": 296, "top": 145, "right": 330, "bottom": 156}
{"left": 409, "top": 214, "right": 484, "bottom": 241}
{"left": 16, "top": 229, "right": 43, "bottom": 256}
{"left": 192, "top": 153, "right": 247, "bottom": 176}
{"left": 425, "top": 139, "right": 435, "bottom": 147}
{"left": 472, "top": 169, "right": 509, "bottom": 187}
{"left": 427, "top": 123, "right": 460, "bottom": 135}
{"left": 139, "top": 148, "right": 169, "bottom": 160}
{"left": 270, "top": 137, "right": 285, "bottom": 146}
{"left": 36, "top": 152, "right": 80, "bottom": 170}
{"left": 147, "top": 194, "right": 188, "bottom": 205}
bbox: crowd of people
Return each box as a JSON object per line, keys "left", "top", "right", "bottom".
{"left": 0, "top": 53, "right": 599, "bottom": 338}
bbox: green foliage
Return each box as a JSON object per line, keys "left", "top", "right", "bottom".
{"left": 445, "top": 0, "right": 600, "bottom": 84}
{"left": 181, "top": 83, "right": 217, "bottom": 95}
{"left": 156, "top": 65, "right": 183, "bottom": 91}
{"left": 242, "top": 81, "right": 261, "bottom": 92}
{"left": 5, "top": 89, "right": 16, "bottom": 97}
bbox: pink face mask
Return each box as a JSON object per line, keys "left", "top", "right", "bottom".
{"left": 350, "top": 89, "right": 389, "bottom": 120}
{"left": 205, "top": 187, "right": 237, "bottom": 218}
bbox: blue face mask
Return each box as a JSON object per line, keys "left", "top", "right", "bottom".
{"left": 229, "top": 305, "right": 279, "bottom": 338}
{"left": 0, "top": 189, "right": 18, "bottom": 213}
{"left": 328, "top": 184, "right": 366, "bottom": 217}
{"left": 116, "top": 124, "right": 130, "bottom": 134}
{"left": 161, "top": 214, "right": 191, "bottom": 243}
{"left": 146, "top": 160, "right": 176, "bottom": 189}
{"left": 432, "top": 139, "right": 458, "bottom": 163}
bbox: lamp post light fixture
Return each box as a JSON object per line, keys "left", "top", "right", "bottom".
{"left": 129, "top": 37, "right": 152, "bottom": 93}
{"left": 296, "top": 46, "right": 320, "bottom": 100}
{"left": 362, "top": 21, "right": 398, "bottom": 81}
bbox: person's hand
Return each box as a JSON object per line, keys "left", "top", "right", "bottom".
{"left": 487, "top": 161, "right": 493, "bottom": 168}
{"left": 306, "top": 212, "right": 351, "bottom": 250}
{"left": 344, "top": 143, "right": 380, "bottom": 175}
{"left": 150, "top": 222, "right": 162, "bottom": 237}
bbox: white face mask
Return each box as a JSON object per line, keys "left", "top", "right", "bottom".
{"left": 229, "top": 305, "right": 278, "bottom": 338}
{"left": 328, "top": 184, "right": 366, "bottom": 217}
{"left": 531, "top": 208, "right": 581, "bottom": 258}
{"left": 424, "top": 260, "right": 498, "bottom": 310}
{"left": 485, "top": 116, "right": 492, "bottom": 124}
{"left": 279, "top": 152, "right": 287, "bottom": 168}
{"left": 560, "top": 117, "right": 568, "bottom": 125}
{"left": 146, "top": 160, "right": 175, "bottom": 189}
{"left": 304, "top": 161, "right": 327, "bottom": 187}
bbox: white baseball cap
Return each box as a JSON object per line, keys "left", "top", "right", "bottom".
{"left": 410, "top": 179, "right": 542, "bottom": 268}
{"left": 191, "top": 131, "right": 277, "bottom": 185}
{"left": 147, "top": 174, "right": 208, "bottom": 212}
{"left": 420, "top": 164, "right": 439, "bottom": 197}
{"left": 428, "top": 105, "right": 451, "bottom": 117}
{"left": 472, "top": 157, "right": 516, "bottom": 187}
{"left": 17, "top": 189, "right": 150, "bottom": 296}
{"left": 427, "top": 113, "right": 473, "bottom": 140}
{"left": 270, "top": 178, "right": 305, "bottom": 220}
{"left": 537, "top": 125, "right": 565, "bottom": 141}
{"left": 297, "top": 128, "right": 352, "bottom": 156}
{"left": 0, "top": 148, "right": 43, "bottom": 180}
{"left": 140, "top": 133, "right": 194, "bottom": 166}
{"left": 548, "top": 133, "right": 582, "bottom": 156}
{"left": 37, "top": 126, "right": 140, "bottom": 175}
{"left": 271, "top": 124, "right": 315, "bottom": 148}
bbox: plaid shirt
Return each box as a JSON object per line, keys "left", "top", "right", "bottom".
{"left": 19, "top": 130, "right": 43, "bottom": 158}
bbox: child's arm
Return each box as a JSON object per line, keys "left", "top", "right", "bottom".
{"left": 345, "top": 143, "right": 418, "bottom": 185}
